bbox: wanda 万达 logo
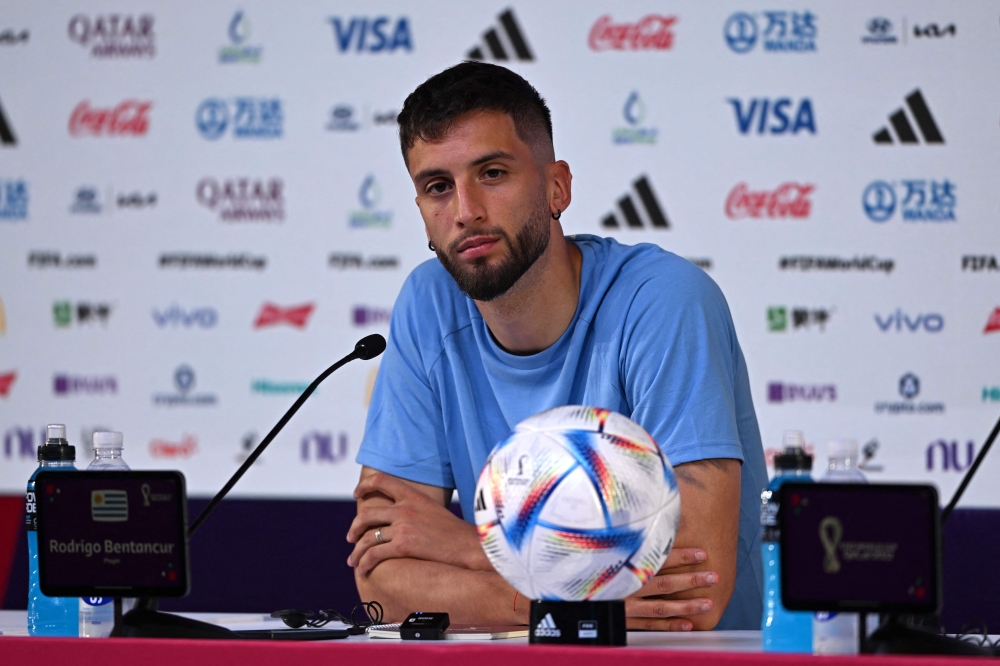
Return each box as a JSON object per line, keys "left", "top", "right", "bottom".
{"left": 589, "top": 14, "right": 677, "bottom": 51}
{"left": 725, "top": 182, "right": 814, "bottom": 219}
{"left": 69, "top": 100, "right": 151, "bottom": 137}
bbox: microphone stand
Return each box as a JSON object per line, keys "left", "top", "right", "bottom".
{"left": 112, "top": 335, "right": 386, "bottom": 639}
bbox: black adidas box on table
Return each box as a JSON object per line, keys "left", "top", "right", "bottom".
{"left": 529, "top": 600, "right": 626, "bottom": 646}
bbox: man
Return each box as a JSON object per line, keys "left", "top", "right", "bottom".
{"left": 347, "top": 62, "right": 767, "bottom": 631}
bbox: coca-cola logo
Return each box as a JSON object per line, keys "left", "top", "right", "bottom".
{"left": 149, "top": 434, "right": 198, "bottom": 459}
{"left": 589, "top": 15, "right": 677, "bottom": 51}
{"left": 725, "top": 182, "right": 814, "bottom": 219}
{"left": 68, "top": 14, "right": 155, "bottom": 58}
{"left": 69, "top": 100, "right": 151, "bottom": 137}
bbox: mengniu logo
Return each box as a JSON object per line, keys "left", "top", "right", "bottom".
{"left": 984, "top": 307, "right": 1000, "bottom": 334}
{"left": 196, "top": 98, "right": 282, "bottom": 140}
{"left": 328, "top": 16, "right": 412, "bottom": 53}
{"left": 613, "top": 92, "right": 658, "bottom": 145}
{"left": 601, "top": 175, "right": 669, "bottom": 230}
{"left": 872, "top": 89, "right": 943, "bottom": 144}
{"left": 875, "top": 309, "right": 944, "bottom": 333}
{"left": 874, "top": 373, "right": 944, "bottom": 415}
{"left": 724, "top": 11, "right": 816, "bottom": 53}
{"left": 926, "top": 439, "right": 974, "bottom": 472}
{"left": 149, "top": 434, "right": 198, "bottom": 459}
{"left": 152, "top": 366, "right": 217, "bottom": 407}
{"left": 219, "top": 11, "right": 262, "bottom": 63}
{"left": 726, "top": 182, "right": 813, "bottom": 219}
{"left": 54, "top": 374, "right": 117, "bottom": 396}
{"left": 767, "top": 306, "right": 832, "bottom": 332}
{"left": 69, "top": 100, "right": 151, "bottom": 137}
{"left": 0, "top": 179, "right": 27, "bottom": 220}
{"left": 962, "top": 255, "right": 999, "bottom": 272}
{"left": 254, "top": 302, "right": 315, "bottom": 329}
{"left": 68, "top": 14, "right": 155, "bottom": 58}
{"left": 0, "top": 96, "right": 17, "bottom": 146}
{"left": 197, "top": 177, "right": 284, "bottom": 222}
{"left": 152, "top": 305, "right": 218, "bottom": 329}
{"left": 862, "top": 179, "right": 955, "bottom": 222}
{"left": 588, "top": 14, "right": 677, "bottom": 51}
{"left": 767, "top": 382, "right": 836, "bottom": 403}
{"left": 0, "top": 371, "right": 16, "bottom": 398}
{"left": 729, "top": 98, "right": 815, "bottom": 135}
{"left": 468, "top": 8, "right": 533, "bottom": 61}
{"left": 300, "top": 431, "right": 349, "bottom": 463}
{"left": 350, "top": 175, "right": 392, "bottom": 228}
{"left": 0, "top": 29, "right": 29, "bottom": 45}
{"left": 54, "top": 301, "right": 112, "bottom": 327}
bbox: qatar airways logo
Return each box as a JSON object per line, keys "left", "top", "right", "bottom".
{"left": 68, "top": 14, "right": 155, "bottom": 58}
{"left": 725, "top": 182, "right": 814, "bottom": 219}
{"left": 589, "top": 14, "right": 677, "bottom": 51}
{"left": 69, "top": 100, "right": 151, "bottom": 137}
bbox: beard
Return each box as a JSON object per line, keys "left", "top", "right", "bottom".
{"left": 435, "top": 203, "right": 551, "bottom": 302}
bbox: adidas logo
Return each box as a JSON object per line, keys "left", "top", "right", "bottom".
{"left": 467, "top": 9, "right": 534, "bottom": 62}
{"left": 0, "top": 97, "right": 16, "bottom": 146}
{"left": 601, "top": 176, "right": 669, "bottom": 230}
{"left": 474, "top": 488, "right": 486, "bottom": 512}
{"left": 872, "top": 89, "right": 944, "bottom": 145}
{"left": 534, "top": 612, "right": 561, "bottom": 638}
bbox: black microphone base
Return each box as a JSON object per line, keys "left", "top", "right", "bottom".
{"left": 866, "top": 619, "right": 992, "bottom": 656}
{"left": 111, "top": 609, "right": 238, "bottom": 639}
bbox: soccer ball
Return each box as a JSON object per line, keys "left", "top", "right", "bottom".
{"left": 473, "top": 405, "right": 680, "bottom": 601}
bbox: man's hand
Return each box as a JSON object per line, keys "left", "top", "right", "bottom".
{"left": 347, "top": 468, "right": 491, "bottom": 575}
{"left": 625, "top": 547, "right": 718, "bottom": 631}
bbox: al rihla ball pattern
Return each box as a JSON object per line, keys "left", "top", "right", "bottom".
{"left": 474, "top": 405, "right": 680, "bottom": 601}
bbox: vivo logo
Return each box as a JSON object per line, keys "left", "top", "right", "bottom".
{"left": 926, "top": 440, "right": 975, "bottom": 472}
{"left": 152, "top": 305, "right": 218, "bottom": 328}
{"left": 874, "top": 310, "right": 944, "bottom": 333}
{"left": 3, "top": 426, "right": 39, "bottom": 459}
{"left": 300, "top": 431, "right": 349, "bottom": 463}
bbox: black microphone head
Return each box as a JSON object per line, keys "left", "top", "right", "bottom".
{"left": 355, "top": 334, "right": 386, "bottom": 360}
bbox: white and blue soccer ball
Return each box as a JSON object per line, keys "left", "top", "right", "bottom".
{"left": 473, "top": 405, "right": 681, "bottom": 601}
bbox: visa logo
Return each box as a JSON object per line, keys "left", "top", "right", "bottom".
{"left": 152, "top": 305, "right": 218, "bottom": 328}
{"left": 874, "top": 309, "right": 944, "bottom": 333}
{"left": 328, "top": 17, "right": 412, "bottom": 53}
{"left": 728, "top": 98, "right": 815, "bottom": 134}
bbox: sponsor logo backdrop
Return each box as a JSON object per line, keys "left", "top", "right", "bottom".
{"left": 1, "top": 1, "right": 999, "bottom": 507}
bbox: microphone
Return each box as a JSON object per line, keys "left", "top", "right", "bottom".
{"left": 187, "top": 334, "right": 386, "bottom": 538}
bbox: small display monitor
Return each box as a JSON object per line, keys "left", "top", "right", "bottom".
{"left": 779, "top": 482, "right": 940, "bottom": 614}
{"left": 36, "top": 470, "right": 189, "bottom": 598}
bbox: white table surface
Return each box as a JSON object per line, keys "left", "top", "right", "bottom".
{"left": 0, "top": 609, "right": 763, "bottom": 651}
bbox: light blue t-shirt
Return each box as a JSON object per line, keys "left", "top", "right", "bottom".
{"left": 357, "top": 234, "right": 767, "bottom": 629}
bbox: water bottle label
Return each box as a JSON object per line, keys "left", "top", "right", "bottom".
{"left": 815, "top": 611, "right": 839, "bottom": 621}
{"left": 25, "top": 489, "right": 36, "bottom": 531}
{"left": 82, "top": 597, "right": 112, "bottom": 607}
{"left": 761, "top": 500, "right": 780, "bottom": 541}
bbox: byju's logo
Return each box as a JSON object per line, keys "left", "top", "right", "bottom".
{"left": 962, "top": 255, "right": 999, "bottom": 272}
{"left": 729, "top": 98, "right": 815, "bottom": 135}
{"left": 0, "top": 179, "right": 27, "bottom": 219}
{"left": 196, "top": 98, "right": 282, "bottom": 140}
{"left": 926, "top": 440, "right": 974, "bottom": 472}
{"left": 152, "top": 305, "right": 218, "bottom": 329}
{"left": 589, "top": 14, "right": 677, "bottom": 52}
{"left": 0, "top": 371, "right": 16, "bottom": 398}
{"left": 767, "top": 382, "right": 836, "bottom": 403}
{"left": 984, "top": 307, "right": 1000, "bottom": 334}
{"left": 724, "top": 11, "right": 816, "bottom": 53}
{"left": 862, "top": 179, "right": 955, "bottom": 222}
{"left": 219, "top": 11, "right": 262, "bottom": 63}
{"left": 875, "top": 309, "right": 944, "bottom": 333}
{"left": 254, "top": 302, "right": 314, "bottom": 329}
{"left": 613, "top": 92, "right": 657, "bottom": 145}
{"left": 328, "top": 253, "right": 399, "bottom": 269}
{"left": 534, "top": 613, "right": 561, "bottom": 638}
{"left": 768, "top": 306, "right": 832, "bottom": 332}
{"left": 68, "top": 14, "right": 155, "bottom": 58}
{"left": 468, "top": 9, "right": 533, "bottom": 61}
{"left": 328, "top": 16, "right": 412, "bottom": 53}
{"left": 862, "top": 17, "right": 898, "bottom": 44}
{"left": 349, "top": 175, "right": 392, "bottom": 228}
{"left": 874, "top": 373, "right": 944, "bottom": 415}
{"left": 149, "top": 434, "right": 198, "bottom": 459}
{"left": 54, "top": 302, "right": 111, "bottom": 327}
{"left": 196, "top": 177, "right": 284, "bottom": 222}
{"left": 872, "top": 89, "right": 943, "bottom": 144}
{"left": 152, "top": 366, "right": 217, "bottom": 407}
{"left": 726, "top": 182, "right": 813, "bottom": 219}
{"left": 601, "top": 175, "right": 669, "bottom": 229}
{"left": 353, "top": 306, "right": 391, "bottom": 327}
{"left": 69, "top": 100, "right": 151, "bottom": 137}
{"left": 54, "top": 374, "right": 117, "bottom": 396}
{"left": 300, "top": 431, "right": 349, "bottom": 463}
{"left": 0, "top": 96, "right": 17, "bottom": 146}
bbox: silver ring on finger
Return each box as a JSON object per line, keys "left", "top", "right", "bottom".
{"left": 375, "top": 527, "right": 386, "bottom": 545}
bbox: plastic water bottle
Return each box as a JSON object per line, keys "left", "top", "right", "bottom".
{"left": 79, "top": 431, "right": 130, "bottom": 637}
{"left": 27, "top": 424, "right": 78, "bottom": 636}
{"left": 813, "top": 439, "right": 867, "bottom": 656}
{"left": 761, "top": 431, "right": 814, "bottom": 652}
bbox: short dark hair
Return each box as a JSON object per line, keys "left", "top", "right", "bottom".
{"left": 397, "top": 61, "right": 553, "bottom": 165}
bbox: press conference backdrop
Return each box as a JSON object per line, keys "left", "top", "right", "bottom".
{"left": 0, "top": 1, "right": 998, "bottom": 507}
